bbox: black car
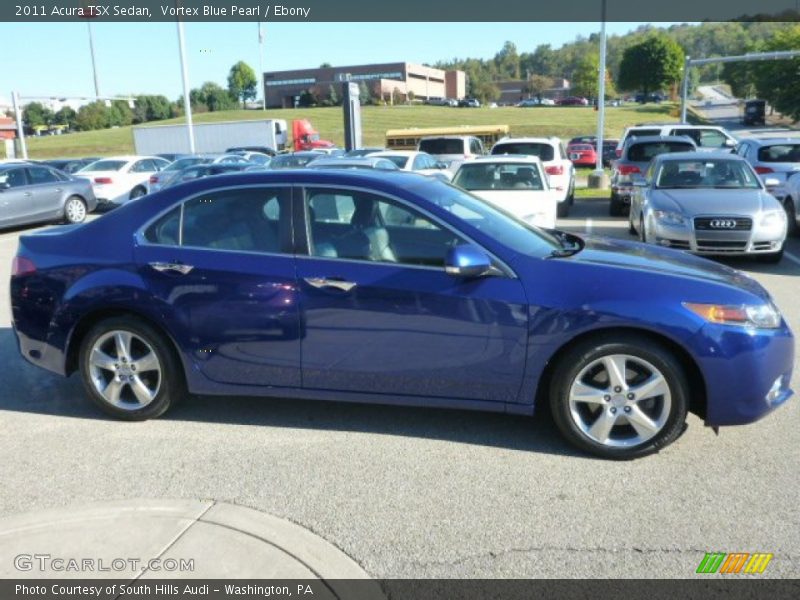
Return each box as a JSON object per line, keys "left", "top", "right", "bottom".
{"left": 226, "top": 146, "right": 277, "bottom": 157}
{"left": 38, "top": 158, "right": 96, "bottom": 174}
{"left": 741, "top": 99, "right": 766, "bottom": 126}
{"left": 161, "top": 163, "right": 253, "bottom": 189}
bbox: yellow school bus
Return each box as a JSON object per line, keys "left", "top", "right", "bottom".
{"left": 385, "top": 125, "right": 510, "bottom": 151}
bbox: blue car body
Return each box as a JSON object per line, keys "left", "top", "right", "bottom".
{"left": 9, "top": 170, "right": 793, "bottom": 429}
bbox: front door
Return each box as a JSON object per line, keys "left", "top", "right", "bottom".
{"left": 295, "top": 186, "right": 529, "bottom": 404}
{"left": 134, "top": 185, "right": 302, "bottom": 389}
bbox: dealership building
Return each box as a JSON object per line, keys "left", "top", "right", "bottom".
{"left": 263, "top": 62, "right": 466, "bottom": 108}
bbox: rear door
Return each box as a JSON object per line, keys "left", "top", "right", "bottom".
{"left": 134, "top": 184, "right": 302, "bottom": 389}
{"left": 294, "top": 185, "right": 529, "bottom": 403}
{"left": 25, "top": 166, "right": 65, "bottom": 220}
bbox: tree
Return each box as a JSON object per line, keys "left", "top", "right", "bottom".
{"left": 750, "top": 25, "right": 800, "bottom": 120}
{"left": 617, "top": 35, "right": 684, "bottom": 96}
{"left": 524, "top": 75, "right": 553, "bottom": 99}
{"left": 227, "top": 61, "right": 258, "bottom": 108}
{"left": 107, "top": 100, "right": 134, "bottom": 127}
{"left": 189, "top": 89, "right": 208, "bottom": 112}
{"left": 570, "top": 54, "right": 599, "bottom": 98}
{"left": 327, "top": 84, "right": 339, "bottom": 106}
{"left": 75, "top": 101, "right": 110, "bottom": 131}
{"left": 53, "top": 106, "right": 77, "bottom": 130}
{"left": 298, "top": 89, "right": 316, "bottom": 108}
{"left": 132, "top": 95, "right": 174, "bottom": 123}
{"left": 358, "top": 81, "right": 370, "bottom": 105}
{"left": 22, "top": 102, "right": 54, "bottom": 131}
{"left": 199, "top": 82, "right": 237, "bottom": 112}
{"left": 319, "top": 62, "right": 332, "bottom": 68}
{"left": 494, "top": 41, "right": 521, "bottom": 79}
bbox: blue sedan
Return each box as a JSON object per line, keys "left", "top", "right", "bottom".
{"left": 10, "top": 170, "right": 794, "bottom": 459}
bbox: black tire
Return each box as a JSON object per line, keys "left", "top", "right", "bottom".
{"left": 609, "top": 193, "right": 624, "bottom": 217}
{"left": 557, "top": 199, "right": 570, "bottom": 218}
{"left": 549, "top": 334, "right": 689, "bottom": 459}
{"left": 628, "top": 212, "right": 637, "bottom": 235}
{"left": 639, "top": 217, "right": 648, "bottom": 243}
{"left": 63, "top": 195, "right": 87, "bottom": 224}
{"left": 757, "top": 248, "right": 784, "bottom": 264}
{"left": 78, "top": 316, "right": 184, "bottom": 421}
{"left": 129, "top": 186, "right": 147, "bottom": 200}
{"left": 784, "top": 197, "right": 799, "bottom": 237}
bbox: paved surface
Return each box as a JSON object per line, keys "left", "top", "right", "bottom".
{"left": 693, "top": 85, "right": 797, "bottom": 135}
{"left": 0, "top": 206, "right": 798, "bottom": 579}
{"left": 0, "top": 499, "right": 377, "bottom": 593}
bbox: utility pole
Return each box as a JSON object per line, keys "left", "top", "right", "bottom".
{"left": 589, "top": 0, "right": 608, "bottom": 189}
{"left": 176, "top": 20, "right": 195, "bottom": 153}
{"left": 258, "top": 23, "right": 266, "bottom": 110}
{"left": 87, "top": 23, "right": 101, "bottom": 97}
{"left": 11, "top": 91, "right": 27, "bottom": 160}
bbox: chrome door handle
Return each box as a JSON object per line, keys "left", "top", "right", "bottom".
{"left": 149, "top": 261, "right": 194, "bottom": 275}
{"left": 304, "top": 277, "right": 356, "bottom": 292}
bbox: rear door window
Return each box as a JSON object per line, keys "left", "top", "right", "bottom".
{"left": 628, "top": 142, "right": 694, "bottom": 162}
{"left": 758, "top": 144, "right": 800, "bottom": 163}
{"left": 26, "top": 167, "right": 60, "bottom": 185}
{"left": 419, "top": 139, "right": 464, "bottom": 155}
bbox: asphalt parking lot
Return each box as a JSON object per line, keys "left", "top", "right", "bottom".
{"left": 0, "top": 199, "right": 798, "bottom": 579}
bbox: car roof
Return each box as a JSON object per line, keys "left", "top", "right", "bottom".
{"left": 494, "top": 137, "right": 560, "bottom": 144}
{"left": 467, "top": 155, "right": 543, "bottom": 165}
{"left": 371, "top": 150, "right": 418, "bottom": 157}
{"left": 624, "top": 135, "right": 697, "bottom": 146}
{"left": 743, "top": 137, "right": 800, "bottom": 146}
{"left": 419, "top": 135, "right": 475, "bottom": 140}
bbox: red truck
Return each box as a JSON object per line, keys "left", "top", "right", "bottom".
{"left": 292, "top": 119, "right": 335, "bottom": 151}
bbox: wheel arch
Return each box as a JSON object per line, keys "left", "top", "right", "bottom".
{"left": 534, "top": 326, "right": 708, "bottom": 420}
{"left": 65, "top": 307, "right": 186, "bottom": 383}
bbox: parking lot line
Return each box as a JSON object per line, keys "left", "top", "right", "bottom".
{"left": 585, "top": 218, "right": 593, "bottom": 234}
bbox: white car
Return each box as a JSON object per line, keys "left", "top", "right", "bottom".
{"left": 77, "top": 156, "right": 170, "bottom": 207}
{"left": 451, "top": 156, "right": 558, "bottom": 229}
{"left": 490, "top": 137, "right": 575, "bottom": 217}
{"left": 617, "top": 124, "right": 736, "bottom": 156}
{"left": 417, "top": 135, "right": 485, "bottom": 168}
{"left": 370, "top": 151, "right": 452, "bottom": 181}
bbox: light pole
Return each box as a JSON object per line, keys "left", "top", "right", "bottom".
{"left": 87, "top": 23, "right": 101, "bottom": 97}
{"left": 11, "top": 91, "right": 27, "bottom": 159}
{"left": 258, "top": 23, "right": 266, "bottom": 110}
{"left": 589, "top": 0, "right": 608, "bottom": 189}
{"left": 176, "top": 20, "right": 195, "bottom": 153}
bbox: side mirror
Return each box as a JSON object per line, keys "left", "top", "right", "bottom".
{"left": 763, "top": 177, "right": 781, "bottom": 188}
{"left": 445, "top": 244, "right": 492, "bottom": 278}
{"left": 724, "top": 139, "right": 736, "bottom": 148}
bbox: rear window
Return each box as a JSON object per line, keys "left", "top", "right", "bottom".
{"left": 418, "top": 139, "right": 465, "bottom": 155}
{"left": 491, "top": 142, "right": 555, "bottom": 161}
{"left": 82, "top": 160, "right": 126, "bottom": 172}
{"left": 627, "top": 142, "right": 694, "bottom": 162}
{"left": 626, "top": 129, "right": 660, "bottom": 140}
{"left": 757, "top": 144, "right": 800, "bottom": 163}
{"left": 453, "top": 162, "right": 545, "bottom": 191}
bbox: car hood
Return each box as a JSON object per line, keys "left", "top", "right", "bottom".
{"left": 652, "top": 188, "right": 778, "bottom": 215}
{"left": 559, "top": 235, "right": 768, "bottom": 300}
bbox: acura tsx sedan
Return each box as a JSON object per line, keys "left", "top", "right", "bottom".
{"left": 10, "top": 170, "right": 794, "bottom": 459}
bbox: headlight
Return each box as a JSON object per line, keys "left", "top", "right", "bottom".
{"left": 684, "top": 302, "right": 782, "bottom": 329}
{"left": 654, "top": 210, "right": 686, "bottom": 226}
{"left": 760, "top": 210, "right": 787, "bottom": 228}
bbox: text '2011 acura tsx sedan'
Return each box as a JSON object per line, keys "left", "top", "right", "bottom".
{"left": 10, "top": 170, "right": 794, "bottom": 459}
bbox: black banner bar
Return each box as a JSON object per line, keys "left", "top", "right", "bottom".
{"left": 2, "top": 579, "right": 800, "bottom": 600}
{"left": 2, "top": 0, "right": 800, "bottom": 23}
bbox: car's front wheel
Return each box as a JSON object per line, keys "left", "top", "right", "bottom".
{"left": 129, "top": 186, "right": 147, "bottom": 200}
{"left": 79, "top": 316, "right": 184, "bottom": 420}
{"left": 549, "top": 336, "right": 689, "bottom": 459}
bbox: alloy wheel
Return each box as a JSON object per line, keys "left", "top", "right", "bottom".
{"left": 567, "top": 354, "right": 672, "bottom": 448}
{"left": 87, "top": 330, "right": 162, "bottom": 410}
{"left": 65, "top": 198, "right": 86, "bottom": 223}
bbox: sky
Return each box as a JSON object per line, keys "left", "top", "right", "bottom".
{"left": 0, "top": 22, "right": 685, "bottom": 102}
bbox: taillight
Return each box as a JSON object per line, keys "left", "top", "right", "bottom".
{"left": 545, "top": 165, "right": 564, "bottom": 176}
{"left": 754, "top": 166, "right": 774, "bottom": 175}
{"left": 95, "top": 177, "right": 113, "bottom": 184}
{"left": 12, "top": 256, "right": 36, "bottom": 276}
{"left": 149, "top": 175, "right": 158, "bottom": 184}
{"left": 618, "top": 165, "right": 641, "bottom": 175}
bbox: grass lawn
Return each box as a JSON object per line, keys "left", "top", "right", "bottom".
{"left": 574, "top": 187, "right": 610, "bottom": 200}
{"left": 19, "top": 103, "right": 680, "bottom": 159}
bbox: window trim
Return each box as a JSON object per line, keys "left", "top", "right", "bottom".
{"left": 296, "top": 183, "right": 516, "bottom": 278}
{"left": 135, "top": 183, "right": 295, "bottom": 256}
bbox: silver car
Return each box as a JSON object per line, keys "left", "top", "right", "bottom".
{"left": 0, "top": 163, "right": 97, "bottom": 229}
{"left": 629, "top": 152, "right": 787, "bottom": 263}
{"left": 735, "top": 137, "right": 800, "bottom": 207}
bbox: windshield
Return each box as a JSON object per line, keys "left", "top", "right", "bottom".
{"left": 268, "top": 155, "right": 316, "bottom": 169}
{"left": 81, "top": 160, "right": 126, "bottom": 172}
{"left": 380, "top": 155, "right": 410, "bottom": 168}
{"left": 491, "top": 142, "right": 555, "bottom": 161}
{"left": 627, "top": 142, "right": 694, "bottom": 162}
{"left": 419, "top": 139, "right": 464, "bottom": 155}
{"left": 453, "top": 162, "right": 545, "bottom": 191}
{"left": 165, "top": 157, "right": 209, "bottom": 171}
{"left": 407, "top": 179, "right": 561, "bottom": 258}
{"left": 655, "top": 159, "right": 762, "bottom": 189}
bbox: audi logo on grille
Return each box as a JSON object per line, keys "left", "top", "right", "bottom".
{"left": 710, "top": 219, "right": 737, "bottom": 229}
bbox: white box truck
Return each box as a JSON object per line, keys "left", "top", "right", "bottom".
{"left": 132, "top": 119, "right": 288, "bottom": 155}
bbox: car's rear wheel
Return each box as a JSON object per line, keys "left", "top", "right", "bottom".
{"left": 79, "top": 316, "right": 183, "bottom": 420}
{"left": 63, "top": 196, "right": 87, "bottom": 224}
{"left": 549, "top": 336, "right": 689, "bottom": 459}
{"left": 129, "top": 186, "right": 147, "bottom": 200}
{"left": 609, "top": 193, "right": 624, "bottom": 217}
{"left": 557, "top": 199, "right": 570, "bottom": 218}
